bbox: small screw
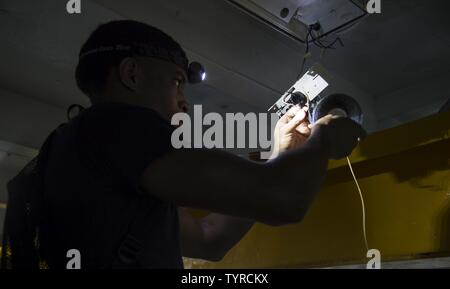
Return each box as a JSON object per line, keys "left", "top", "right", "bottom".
{"left": 280, "top": 8, "right": 290, "bottom": 18}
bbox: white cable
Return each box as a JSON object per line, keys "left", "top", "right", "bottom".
{"left": 346, "top": 157, "right": 369, "bottom": 252}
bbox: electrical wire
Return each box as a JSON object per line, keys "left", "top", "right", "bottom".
{"left": 297, "top": 26, "right": 312, "bottom": 80}
{"left": 310, "top": 29, "right": 344, "bottom": 50}
{"left": 297, "top": 25, "right": 345, "bottom": 80}
{"left": 347, "top": 157, "right": 369, "bottom": 252}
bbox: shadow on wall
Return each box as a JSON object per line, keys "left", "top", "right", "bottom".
{"left": 326, "top": 138, "right": 450, "bottom": 188}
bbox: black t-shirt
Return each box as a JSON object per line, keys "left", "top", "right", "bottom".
{"left": 44, "top": 102, "right": 183, "bottom": 269}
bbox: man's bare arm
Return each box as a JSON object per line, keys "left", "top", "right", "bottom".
{"left": 178, "top": 208, "right": 254, "bottom": 261}
{"left": 141, "top": 129, "right": 329, "bottom": 226}
{"left": 141, "top": 116, "right": 365, "bottom": 226}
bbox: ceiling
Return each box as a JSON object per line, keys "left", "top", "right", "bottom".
{"left": 0, "top": 0, "right": 449, "bottom": 132}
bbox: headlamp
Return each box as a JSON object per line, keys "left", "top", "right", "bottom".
{"left": 79, "top": 43, "right": 206, "bottom": 84}
{"left": 188, "top": 62, "right": 207, "bottom": 84}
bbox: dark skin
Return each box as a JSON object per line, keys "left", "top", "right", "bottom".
{"left": 99, "top": 56, "right": 366, "bottom": 261}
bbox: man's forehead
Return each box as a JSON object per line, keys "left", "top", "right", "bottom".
{"left": 174, "top": 66, "right": 188, "bottom": 80}
{"left": 139, "top": 56, "right": 187, "bottom": 78}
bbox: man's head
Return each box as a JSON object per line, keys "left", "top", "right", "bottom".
{"left": 75, "top": 20, "right": 191, "bottom": 120}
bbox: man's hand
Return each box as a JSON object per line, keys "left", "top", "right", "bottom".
{"left": 179, "top": 208, "right": 254, "bottom": 261}
{"left": 311, "top": 114, "right": 367, "bottom": 159}
{"left": 271, "top": 105, "right": 311, "bottom": 159}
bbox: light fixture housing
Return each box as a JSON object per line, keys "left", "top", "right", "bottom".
{"left": 226, "top": 0, "right": 368, "bottom": 42}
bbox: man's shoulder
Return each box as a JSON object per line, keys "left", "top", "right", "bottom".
{"left": 70, "top": 102, "right": 175, "bottom": 169}
{"left": 81, "top": 102, "right": 168, "bottom": 123}
{"left": 70, "top": 102, "right": 173, "bottom": 139}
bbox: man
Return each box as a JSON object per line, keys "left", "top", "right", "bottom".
{"left": 41, "top": 20, "right": 365, "bottom": 269}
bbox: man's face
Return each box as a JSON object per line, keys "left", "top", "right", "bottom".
{"left": 133, "top": 57, "right": 190, "bottom": 121}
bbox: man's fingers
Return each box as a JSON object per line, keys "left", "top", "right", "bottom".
{"left": 280, "top": 105, "right": 301, "bottom": 123}
{"left": 284, "top": 109, "right": 307, "bottom": 133}
{"left": 296, "top": 122, "right": 311, "bottom": 136}
{"left": 286, "top": 105, "right": 301, "bottom": 117}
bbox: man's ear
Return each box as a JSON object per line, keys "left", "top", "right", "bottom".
{"left": 118, "top": 57, "right": 139, "bottom": 91}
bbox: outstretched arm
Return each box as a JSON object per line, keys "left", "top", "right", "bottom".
{"left": 141, "top": 114, "right": 365, "bottom": 226}
{"left": 178, "top": 208, "right": 254, "bottom": 261}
